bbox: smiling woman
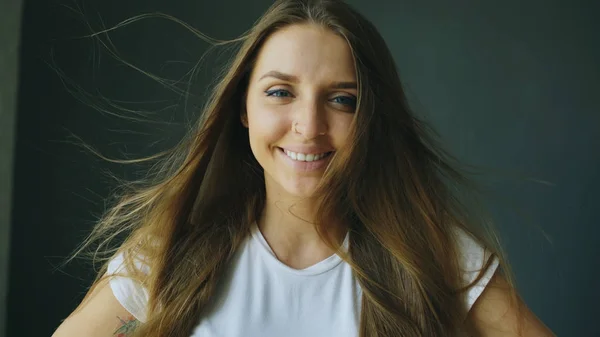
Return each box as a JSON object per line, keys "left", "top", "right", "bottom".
{"left": 51, "top": 1, "right": 554, "bottom": 337}
{"left": 244, "top": 24, "right": 356, "bottom": 199}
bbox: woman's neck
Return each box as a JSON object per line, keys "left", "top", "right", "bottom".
{"left": 257, "top": 193, "right": 341, "bottom": 269}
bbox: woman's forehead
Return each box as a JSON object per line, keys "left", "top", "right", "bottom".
{"left": 250, "top": 24, "right": 357, "bottom": 84}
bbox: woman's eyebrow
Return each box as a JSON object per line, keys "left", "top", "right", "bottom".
{"left": 259, "top": 70, "right": 357, "bottom": 90}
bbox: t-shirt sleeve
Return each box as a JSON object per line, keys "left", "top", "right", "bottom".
{"left": 106, "top": 252, "right": 150, "bottom": 323}
{"left": 454, "top": 227, "right": 500, "bottom": 313}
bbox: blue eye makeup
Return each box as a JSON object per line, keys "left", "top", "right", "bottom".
{"left": 265, "top": 89, "right": 293, "bottom": 97}
{"left": 331, "top": 95, "right": 357, "bottom": 108}
{"left": 264, "top": 89, "right": 356, "bottom": 111}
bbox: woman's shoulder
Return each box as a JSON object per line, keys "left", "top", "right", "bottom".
{"left": 106, "top": 251, "right": 151, "bottom": 323}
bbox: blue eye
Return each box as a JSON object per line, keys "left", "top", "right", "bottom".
{"left": 331, "top": 95, "right": 357, "bottom": 107}
{"left": 265, "top": 89, "right": 292, "bottom": 98}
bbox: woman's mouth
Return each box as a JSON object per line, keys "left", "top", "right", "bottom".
{"left": 281, "top": 149, "right": 334, "bottom": 162}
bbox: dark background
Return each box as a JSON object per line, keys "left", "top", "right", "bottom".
{"left": 4, "top": 0, "right": 599, "bottom": 336}
{"left": 1, "top": 0, "right": 23, "bottom": 336}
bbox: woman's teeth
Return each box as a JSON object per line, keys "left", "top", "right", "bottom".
{"left": 284, "top": 150, "right": 331, "bottom": 162}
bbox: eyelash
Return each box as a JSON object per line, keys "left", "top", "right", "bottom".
{"left": 264, "top": 89, "right": 357, "bottom": 108}
{"left": 265, "top": 89, "right": 293, "bottom": 98}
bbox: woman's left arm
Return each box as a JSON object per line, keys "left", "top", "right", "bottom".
{"left": 465, "top": 272, "right": 556, "bottom": 337}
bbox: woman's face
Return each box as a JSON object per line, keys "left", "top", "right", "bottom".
{"left": 244, "top": 23, "right": 357, "bottom": 199}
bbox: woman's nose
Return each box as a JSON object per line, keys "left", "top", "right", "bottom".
{"left": 292, "top": 101, "right": 328, "bottom": 139}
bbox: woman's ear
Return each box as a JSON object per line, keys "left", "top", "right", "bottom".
{"left": 240, "top": 93, "right": 249, "bottom": 128}
{"left": 240, "top": 110, "right": 249, "bottom": 128}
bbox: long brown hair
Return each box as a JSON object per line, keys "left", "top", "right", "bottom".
{"left": 74, "top": 0, "right": 517, "bottom": 336}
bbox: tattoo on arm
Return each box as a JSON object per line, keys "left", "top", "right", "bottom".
{"left": 114, "top": 315, "right": 139, "bottom": 337}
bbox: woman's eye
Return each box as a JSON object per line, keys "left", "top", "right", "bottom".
{"left": 331, "top": 95, "right": 357, "bottom": 107}
{"left": 265, "top": 89, "right": 292, "bottom": 98}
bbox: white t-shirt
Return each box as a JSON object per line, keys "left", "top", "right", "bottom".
{"left": 107, "top": 225, "right": 498, "bottom": 337}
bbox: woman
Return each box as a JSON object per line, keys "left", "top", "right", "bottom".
{"left": 52, "top": 0, "right": 555, "bottom": 336}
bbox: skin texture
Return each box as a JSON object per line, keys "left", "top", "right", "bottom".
{"left": 244, "top": 23, "right": 356, "bottom": 199}
{"left": 243, "top": 23, "right": 357, "bottom": 269}
{"left": 51, "top": 279, "right": 142, "bottom": 337}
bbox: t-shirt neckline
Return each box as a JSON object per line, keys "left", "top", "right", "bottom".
{"left": 250, "top": 223, "right": 348, "bottom": 276}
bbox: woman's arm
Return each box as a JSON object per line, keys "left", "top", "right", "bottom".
{"left": 52, "top": 278, "right": 140, "bottom": 337}
{"left": 465, "top": 272, "right": 555, "bottom": 337}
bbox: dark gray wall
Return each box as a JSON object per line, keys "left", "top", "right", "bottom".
{"left": 1, "top": 0, "right": 24, "bottom": 337}
{"left": 8, "top": 0, "right": 598, "bottom": 336}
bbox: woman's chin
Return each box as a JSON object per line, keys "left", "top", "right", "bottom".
{"left": 264, "top": 173, "right": 323, "bottom": 200}
{"left": 282, "top": 182, "right": 320, "bottom": 199}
